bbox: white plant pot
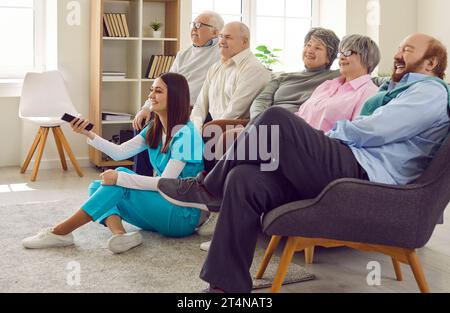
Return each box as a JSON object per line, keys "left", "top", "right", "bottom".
{"left": 153, "top": 30, "right": 162, "bottom": 38}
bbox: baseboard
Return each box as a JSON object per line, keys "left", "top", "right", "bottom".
{"left": 23, "top": 157, "right": 92, "bottom": 172}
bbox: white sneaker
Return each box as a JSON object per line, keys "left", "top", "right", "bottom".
{"left": 197, "top": 212, "right": 219, "bottom": 236}
{"left": 22, "top": 227, "right": 74, "bottom": 249}
{"left": 107, "top": 232, "right": 143, "bottom": 254}
{"left": 200, "top": 240, "right": 211, "bottom": 252}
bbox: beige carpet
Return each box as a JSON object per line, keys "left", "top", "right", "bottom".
{"left": 0, "top": 199, "right": 314, "bottom": 293}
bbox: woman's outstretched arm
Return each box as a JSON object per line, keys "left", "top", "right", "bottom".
{"left": 69, "top": 116, "right": 147, "bottom": 161}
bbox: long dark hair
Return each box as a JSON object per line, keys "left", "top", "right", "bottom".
{"left": 146, "top": 73, "right": 190, "bottom": 153}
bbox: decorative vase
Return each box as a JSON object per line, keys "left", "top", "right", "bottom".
{"left": 153, "top": 30, "right": 162, "bottom": 38}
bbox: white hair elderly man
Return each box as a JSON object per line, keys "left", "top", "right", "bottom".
{"left": 190, "top": 21, "right": 272, "bottom": 132}
{"left": 133, "top": 11, "right": 224, "bottom": 130}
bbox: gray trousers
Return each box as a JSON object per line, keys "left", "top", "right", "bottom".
{"left": 200, "top": 107, "right": 369, "bottom": 293}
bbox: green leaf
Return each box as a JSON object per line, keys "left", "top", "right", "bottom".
{"left": 256, "top": 45, "right": 268, "bottom": 52}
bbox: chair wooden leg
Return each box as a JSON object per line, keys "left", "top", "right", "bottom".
{"left": 20, "top": 128, "right": 43, "bottom": 174}
{"left": 31, "top": 127, "right": 50, "bottom": 182}
{"left": 392, "top": 257, "right": 403, "bottom": 281}
{"left": 256, "top": 235, "right": 282, "bottom": 279}
{"left": 406, "top": 250, "right": 430, "bottom": 293}
{"left": 271, "top": 237, "right": 298, "bottom": 293}
{"left": 52, "top": 127, "right": 68, "bottom": 171}
{"left": 305, "top": 246, "right": 315, "bottom": 265}
{"left": 54, "top": 127, "right": 83, "bottom": 177}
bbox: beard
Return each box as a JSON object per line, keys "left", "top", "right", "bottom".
{"left": 391, "top": 58, "right": 426, "bottom": 82}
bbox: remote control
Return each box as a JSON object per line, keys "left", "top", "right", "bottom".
{"left": 61, "top": 113, "right": 94, "bottom": 131}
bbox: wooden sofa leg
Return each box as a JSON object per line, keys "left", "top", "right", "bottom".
{"left": 406, "top": 250, "right": 430, "bottom": 293}
{"left": 271, "top": 237, "right": 298, "bottom": 293}
{"left": 392, "top": 258, "right": 403, "bottom": 281}
{"left": 305, "top": 246, "right": 315, "bottom": 264}
{"left": 256, "top": 235, "right": 282, "bottom": 279}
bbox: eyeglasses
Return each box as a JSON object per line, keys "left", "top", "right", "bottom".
{"left": 337, "top": 50, "right": 358, "bottom": 58}
{"left": 190, "top": 21, "right": 215, "bottom": 30}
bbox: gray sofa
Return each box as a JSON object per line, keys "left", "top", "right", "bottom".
{"left": 257, "top": 135, "right": 450, "bottom": 293}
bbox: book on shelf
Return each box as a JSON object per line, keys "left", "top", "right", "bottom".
{"left": 121, "top": 14, "right": 130, "bottom": 37}
{"left": 148, "top": 55, "right": 160, "bottom": 79}
{"left": 154, "top": 56, "right": 164, "bottom": 78}
{"left": 105, "top": 14, "right": 117, "bottom": 37}
{"left": 103, "top": 71, "right": 126, "bottom": 79}
{"left": 103, "top": 13, "right": 130, "bottom": 37}
{"left": 103, "top": 15, "right": 112, "bottom": 37}
{"left": 103, "top": 71, "right": 126, "bottom": 76}
{"left": 116, "top": 14, "right": 126, "bottom": 37}
{"left": 145, "top": 55, "right": 176, "bottom": 79}
{"left": 111, "top": 14, "right": 120, "bottom": 37}
{"left": 164, "top": 56, "right": 175, "bottom": 75}
{"left": 102, "top": 111, "right": 133, "bottom": 121}
{"left": 145, "top": 55, "right": 156, "bottom": 78}
{"left": 161, "top": 56, "right": 169, "bottom": 76}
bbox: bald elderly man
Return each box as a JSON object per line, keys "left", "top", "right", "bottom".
{"left": 157, "top": 33, "right": 450, "bottom": 292}
{"left": 190, "top": 22, "right": 271, "bottom": 131}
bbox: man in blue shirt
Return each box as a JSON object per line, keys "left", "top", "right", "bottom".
{"left": 157, "top": 33, "right": 450, "bottom": 293}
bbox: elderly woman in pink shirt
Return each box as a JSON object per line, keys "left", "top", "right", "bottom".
{"left": 296, "top": 34, "right": 381, "bottom": 132}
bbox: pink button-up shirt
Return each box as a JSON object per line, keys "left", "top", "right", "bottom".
{"left": 296, "top": 74, "right": 378, "bottom": 132}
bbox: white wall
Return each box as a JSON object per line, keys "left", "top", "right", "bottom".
{"left": 319, "top": 0, "right": 417, "bottom": 75}
{"left": 346, "top": 0, "right": 369, "bottom": 37}
{"left": 417, "top": 0, "right": 450, "bottom": 81}
{"left": 0, "top": 98, "right": 21, "bottom": 166}
{"left": 319, "top": 0, "right": 346, "bottom": 40}
{"left": 378, "top": 0, "right": 417, "bottom": 74}
{"left": 54, "top": 0, "right": 91, "bottom": 167}
{"left": 180, "top": 0, "right": 193, "bottom": 50}
{"left": 342, "top": 0, "right": 417, "bottom": 75}
{"left": 19, "top": 0, "right": 91, "bottom": 170}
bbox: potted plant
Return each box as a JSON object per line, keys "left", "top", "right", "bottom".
{"left": 150, "top": 21, "right": 163, "bottom": 38}
{"left": 255, "top": 45, "right": 282, "bottom": 71}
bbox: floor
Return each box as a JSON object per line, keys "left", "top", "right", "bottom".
{"left": 1, "top": 166, "right": 449, "bottom": 293}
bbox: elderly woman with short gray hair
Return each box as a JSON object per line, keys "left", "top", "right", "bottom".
{"left": 296, "top": 34, "right": 381, "bottom": 132}
{"left": 250, "top": 27, "right": 342, "bottom": 119}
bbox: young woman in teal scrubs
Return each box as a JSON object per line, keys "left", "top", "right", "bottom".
{"left": 23, "top": 73, "right": 206, "bottom": 253}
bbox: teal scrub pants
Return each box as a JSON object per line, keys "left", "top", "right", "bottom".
{"left": 81, "top": 168, "right": 201, "bottom": 238}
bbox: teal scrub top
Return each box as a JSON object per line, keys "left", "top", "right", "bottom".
{"left": 139, "top": 121, "right": 204, "bottom": 178}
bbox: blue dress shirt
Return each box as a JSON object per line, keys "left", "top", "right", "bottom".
{"left": 328, "top": 73, "right": 450, "bottom": 185}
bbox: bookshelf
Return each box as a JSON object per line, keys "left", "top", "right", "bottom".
{"left": 90, "top": 0, "right": 180, "bottom": 168}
